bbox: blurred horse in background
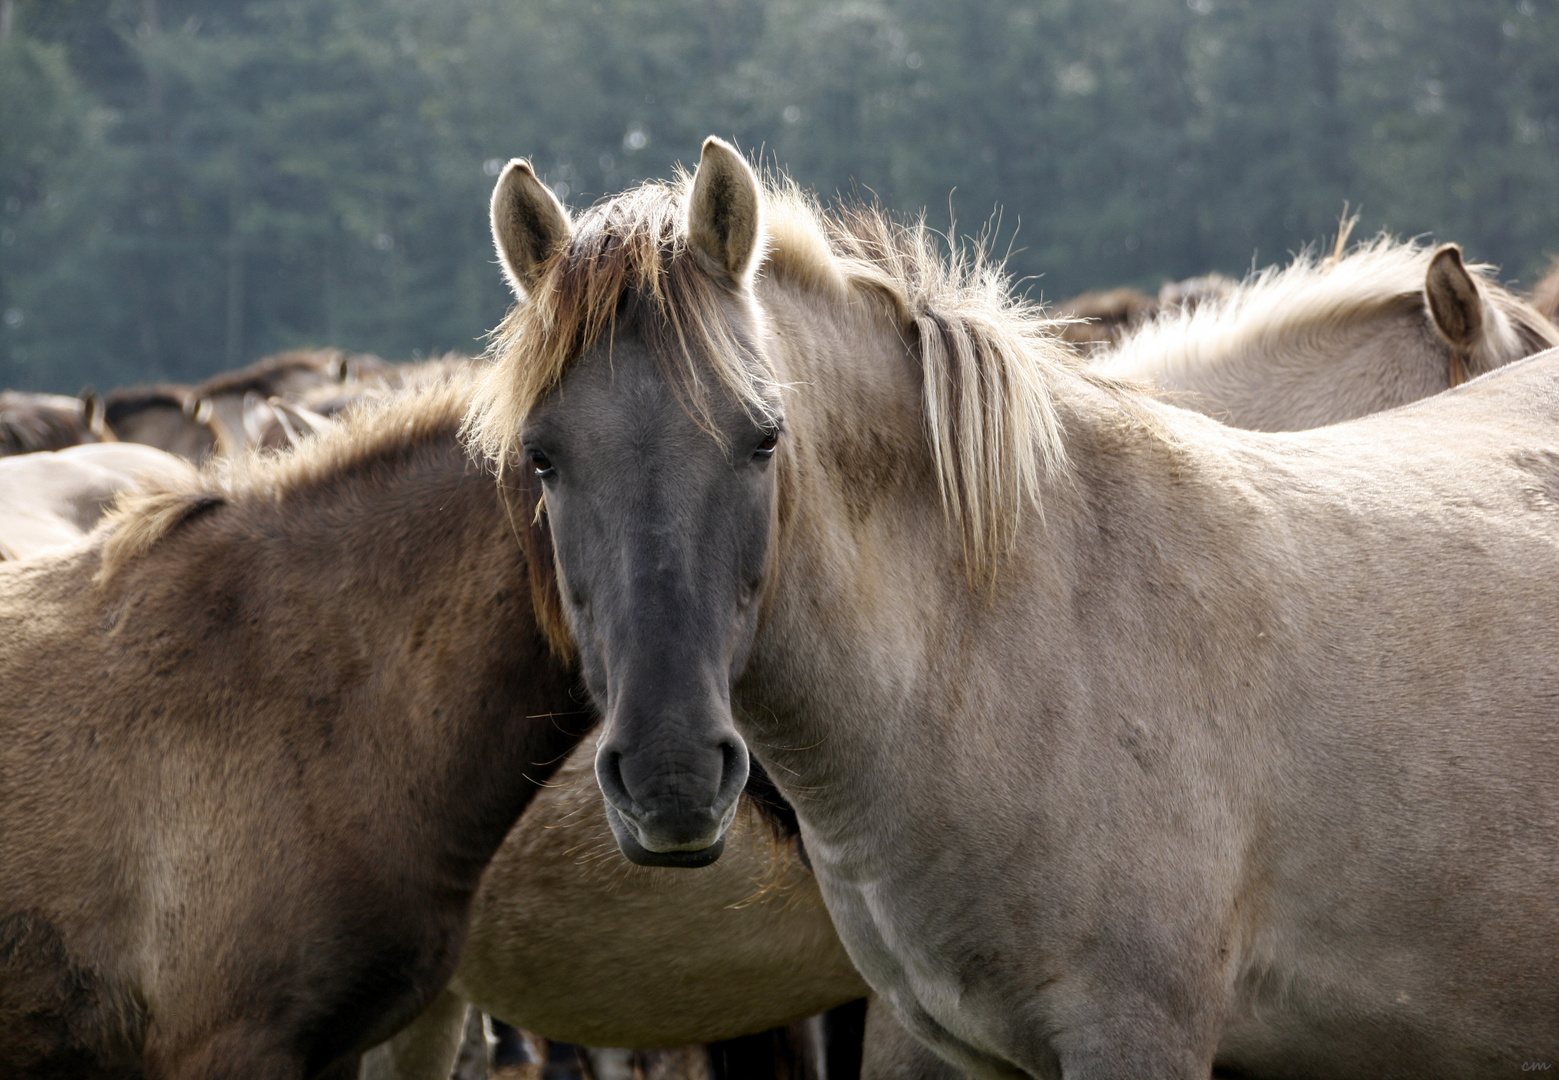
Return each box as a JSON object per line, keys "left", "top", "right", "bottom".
{"left": 1, "top": 390, "right": 110, "bottom": 455}
{"left": 1095, "top": 237, "right": 1559, "bottom": 428}
{"left": 0, "top": 442, "right": 195, "bottom": 560}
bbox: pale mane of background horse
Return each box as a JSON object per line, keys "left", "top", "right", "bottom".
{"left": 1094, "top": 235, "right": 1559, "bottom": 429}
{"left": 1530, "top": 255, "right": 1559, "bottom": 325}
{"left": 476, "top": 140, "right": 1559, "bottom": 1080}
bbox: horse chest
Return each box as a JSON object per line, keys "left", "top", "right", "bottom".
{"left": 812, "top": 852, "right": 1026, "bottom": 1073}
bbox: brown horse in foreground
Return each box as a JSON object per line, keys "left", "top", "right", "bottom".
{"left": 0, "top": 381, "right": 592, "bottom": 1079}
{"left": 473, "top": 139, "right": 1559, "bottom": 1079}
{"left": 1, "top": 379, "right": 870, "bottom": 1080}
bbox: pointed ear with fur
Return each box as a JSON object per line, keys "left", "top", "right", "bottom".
{"left": 491, "top": 159, "right": 573, "bottom": 298}
{"left": 686, "top": 137, "right": 764, "bottom": 289}
{"left": 1425, "top": 243, "right": 1484, "bottom": 348}
{"left": 81, "top": 390, "right": 117, "bottom": 442}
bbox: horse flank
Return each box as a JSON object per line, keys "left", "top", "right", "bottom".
{"left": 469, "top": 169, "right": 1099, "bottom": 574}
{"left": 1101, "top": 235, "right": 1559, "bottom": 386}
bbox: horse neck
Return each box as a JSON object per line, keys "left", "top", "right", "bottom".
{"left": 1104, "top": 299, "right": 1456, "bottom": 429}
{"left": 107, "top": 433, "right": 587, "bottom": 883}
{"left": 745, "top": 284, "right": 1096, "bottom": 838}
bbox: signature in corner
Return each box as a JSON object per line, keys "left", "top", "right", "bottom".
{"left": 1522, "top": 1064, "right": 1552, "bottom": 1073}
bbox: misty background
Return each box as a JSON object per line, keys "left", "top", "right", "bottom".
{"left": 2, "top": 0, "right": 1556, "bottom": 392}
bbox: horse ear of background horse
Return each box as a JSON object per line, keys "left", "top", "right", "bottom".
{"left": 1531, "top": 256, "right": 1559, "bottom": 325}
{"left": 686, "top": 137, "right": 765, "bottom": 287}
{"left": 1424, "top": 243, "right": 1483, "bottom": 349}
{"left": 492, "top": 159, "right": 573, "bottom": 298}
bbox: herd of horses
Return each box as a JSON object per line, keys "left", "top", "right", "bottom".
{"left": 3, "top": 137, "right": 1558, "bottom": 1080}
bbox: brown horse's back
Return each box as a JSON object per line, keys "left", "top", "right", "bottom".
{"left": 0, "top": 384, "right": 590, "bottom": 1079}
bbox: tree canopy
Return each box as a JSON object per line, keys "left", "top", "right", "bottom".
{"left": 3, "top": 0, "right": 1557, "bottom": 392}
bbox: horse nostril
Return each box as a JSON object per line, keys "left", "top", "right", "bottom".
{"left": 595, "top": 747, "right": 633, "bottom": 812}
{"left": 716, "top": 737, "right": 751, "bottom": 806}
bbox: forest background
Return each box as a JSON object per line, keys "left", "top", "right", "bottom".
{"left": 3, "top": 0, "right": 1557, "bottom": 392}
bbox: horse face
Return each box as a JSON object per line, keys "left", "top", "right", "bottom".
{"left": 491, "top": 138, "right": 776, "bottom": 867}
{"left": 523, "top": 317, "right": 778, "bottom": 867}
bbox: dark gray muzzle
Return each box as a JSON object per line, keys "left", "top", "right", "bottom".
{"left": 595, "top": 734, "right": 749, "bottom": 868}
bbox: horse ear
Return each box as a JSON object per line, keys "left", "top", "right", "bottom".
{"left": 267, "top": 396, "right": 333, "bottom": 446}
{"left": 1425, "top": 243, "right": 1484, "bottom": 348}
{"left": 243, "top": 390, "right": 278, "bottom": 446}
{"left": 326, "top": 350, "right": 350, "bottom": 383}
{"left": 687, "top": 136, "right": 764, "bottom": 288}
{"left": 81, "top": 390, "right": 117, "bottom": 442}
{"left": 491, "top": 159, "right": 573, "bottom": 299}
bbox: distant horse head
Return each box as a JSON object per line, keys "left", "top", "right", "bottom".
{"left": 194, "top": 348, "right": 393, "bottom": 453}
{"left": 101, "top": 383, "right": 221, "bottom": 461}
{"left": 471, "top": 142, "right": 780, "bottom": 866}
{"left": 0, "top": 391, "right": 102, "bottom": 456}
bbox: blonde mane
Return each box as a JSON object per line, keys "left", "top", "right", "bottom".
{"left": 1099, "top": 235, "right": 1559, "bottom": 383}
{"left": 98, "top": 378, "right": 477, "bottom": 583}
{"left": 466, "top": 170, "right": 1085, "bottom": 573}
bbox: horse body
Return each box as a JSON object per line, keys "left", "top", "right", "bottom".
{"left": 0, "top": 384, "right": 590, "bottom": 1079}
{"left": 736, "top": 293, "right": 1559, "bottom": 1079}
{"left": 446, "top": 731, "right": 867, "bottom": 1049}
{"left": 764, "top": 365, "right": 1559, "bottom": 1079}
{"left": 1094, "top": 240, "right": 1558, "bottom": 429}
{"left": 366, "top": 730, "right": 868, "bottom": 1080}
{"left": 476, "top": 142, "right": 1559, "bottom": 1078}
{"left": 0, "top": 443, "right": 196, "bottom": 560}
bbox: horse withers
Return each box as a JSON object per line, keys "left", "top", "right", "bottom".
{"left": 471, "top": 139, "right": 1559, "bottom": 1078}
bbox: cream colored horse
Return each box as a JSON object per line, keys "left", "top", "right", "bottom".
{"left": 473, "top": 138, "right": 1559, "bottom": 1080}
{"left": 363, "top": 730, "right": 868, "bottom": 1080}
{"left": 1094, "top": 237, "right": 1559, "bottom": 429}
{"left": 0, "top": 442, "right": 196, "bottom": 560}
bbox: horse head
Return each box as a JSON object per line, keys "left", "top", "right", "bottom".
{"left": 483, "top": 140, "right": 779, "bottom": 867}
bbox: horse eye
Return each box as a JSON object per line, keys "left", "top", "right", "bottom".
{"left": 753, "top": 432, "right": 779, "bottom": 460}
{"left": 528, "top": 449, "right": 555, "bottom": 477}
